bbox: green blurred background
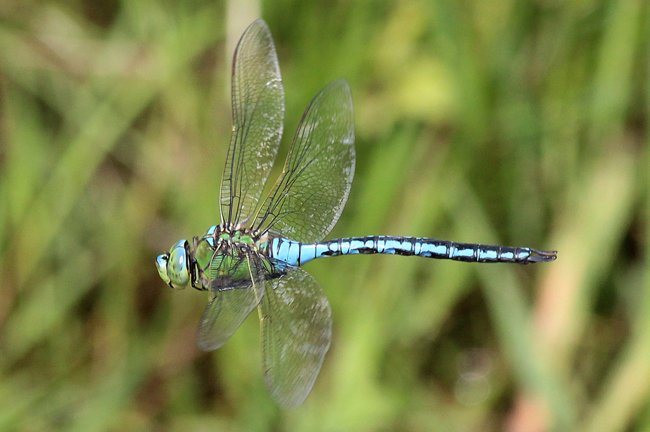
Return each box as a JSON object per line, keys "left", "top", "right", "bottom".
{"left": 0, "top": 0, "right": 645, "bottom": 430}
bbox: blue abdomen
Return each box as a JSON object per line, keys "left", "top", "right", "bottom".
{"left": 268, "top": 236, "right": 556, "bottom": 266}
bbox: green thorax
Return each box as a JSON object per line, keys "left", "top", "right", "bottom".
{"left": 191, "top": 225, "right": 271, "bottom": 290}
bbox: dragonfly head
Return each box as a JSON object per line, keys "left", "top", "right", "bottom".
{"left": 156, "top": 240, "right": 192, "bottom": 290}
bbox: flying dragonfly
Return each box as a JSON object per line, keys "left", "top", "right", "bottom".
{"left": 156, "top": 19, "right": 557, "bottom": 408}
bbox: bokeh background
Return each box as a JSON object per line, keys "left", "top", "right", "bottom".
{"left": 0, "top": 0, "right": 645, "bottom": 430}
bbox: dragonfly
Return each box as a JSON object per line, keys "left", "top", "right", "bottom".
{"left": 156, "top": 19, "right": 557, "bottom": 408}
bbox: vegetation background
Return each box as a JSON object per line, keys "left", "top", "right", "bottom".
{"left": 0, "top": 0, "right": 644, "bottom": 430}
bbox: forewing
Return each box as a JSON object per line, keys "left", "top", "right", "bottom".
{"left": 254, "top": 79, "right": 355, "bottom": 243}
{"left": 221, "top": 19, "right": 285, "bottom": 226}
{"left": 197, "top": 253, "right": 266, "bottom": 351}
{"left": 259, "top": 262, "right": 332, "bottom": 408}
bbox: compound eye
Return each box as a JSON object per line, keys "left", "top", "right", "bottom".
{"left": 167, "top": 240, "right": 191, "bottom": 289}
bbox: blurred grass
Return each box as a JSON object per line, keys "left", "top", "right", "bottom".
{"left": 0, "top": 0, "right": 647, "bottom": 431}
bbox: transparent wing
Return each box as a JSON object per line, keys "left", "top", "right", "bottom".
{"left": 221, "top": 19, "right": 285, "bottom": 226}
{"left": 196, "top": 253, "right": 266, "bottom": 351}
{"left": 254, "top": 79, "right": 355, "bottom": 243}
{"left": 259, "top": 261, "right": 332, "bottom": 408}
